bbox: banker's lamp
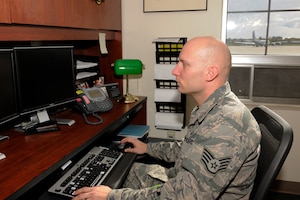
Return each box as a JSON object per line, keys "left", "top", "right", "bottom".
{"left": 114, "top": 59, "right": 143, "bottom": 103}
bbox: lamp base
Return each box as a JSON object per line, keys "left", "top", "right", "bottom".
{"left": 117, "top": 93, "right": 139, "bottom": 103}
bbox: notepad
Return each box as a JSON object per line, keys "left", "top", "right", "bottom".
{"left": 117, "top": 125, "right": 149, "bottom": 139}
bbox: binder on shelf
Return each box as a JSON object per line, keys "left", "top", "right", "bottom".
{"left": 117, "top": 124, "right": 149, "bottom": 139}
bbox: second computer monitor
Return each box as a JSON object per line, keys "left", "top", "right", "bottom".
{"left": 14, "top": 46, "right": 76, "bottom": 117}
{"left": 0, "top": 49, "right": 19, "bottom": 128}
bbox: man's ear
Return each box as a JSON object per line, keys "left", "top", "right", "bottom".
{"left": 205, "top": 66, "right": 219, "bottom": 82}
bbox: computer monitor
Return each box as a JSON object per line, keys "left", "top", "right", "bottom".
{"left": 0, "top": 49, "right": 19, "bottom": 129}
{"left": 14, "top": 46, "right": 76, "bottom": 120}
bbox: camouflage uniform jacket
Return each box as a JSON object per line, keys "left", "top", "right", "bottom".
{"left": 108, "top": 82, "right": 261, "bottom": 199}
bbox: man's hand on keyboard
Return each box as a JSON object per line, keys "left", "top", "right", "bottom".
{"left": 120, "top": 137, "right": 147, "bottom": 155}
{"left": 72, "top": 186, "right": 111, "bottom": 200}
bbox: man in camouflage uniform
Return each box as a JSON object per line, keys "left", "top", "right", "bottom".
{"left": 73, "top": 36, "right": 261, "bottom": 200}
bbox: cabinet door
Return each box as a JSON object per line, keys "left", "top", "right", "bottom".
{"left": 10, "top": 0, "right": 100, "bottom": 29}
{"left": 0, "top": 0, "right": 11, "bottom": 23}
{"left": 98, "top": 0, "right": 121, "bottom": 30}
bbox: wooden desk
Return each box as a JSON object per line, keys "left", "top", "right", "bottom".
{"left": 0, "top": 97, "right": 147, "bottom": 200}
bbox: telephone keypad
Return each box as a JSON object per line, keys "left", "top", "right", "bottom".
{"left": 93, "top": 99, "right": 113, "bottom": 112}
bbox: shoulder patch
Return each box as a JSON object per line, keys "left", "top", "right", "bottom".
{"left": 201, "top": 148, "right": 231, "bottom": 175}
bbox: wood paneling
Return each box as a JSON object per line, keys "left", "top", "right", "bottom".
{"left": 9, "top": 0, "right": 100, "bottom": 29}
{"left": 0, "top": 0, "right": 11, "bottom": 23}
{"left": 0, "top": 25, "right": 116, "bottom": 41}
{"left": 98, "top": 0, "right": 122, "bottom": 30}
{"left": 3, "top": 0, "right": 121, "bottom": 30}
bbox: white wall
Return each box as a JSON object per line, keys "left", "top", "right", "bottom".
{"left": 121, "top": 0, "right": 300, "bottom": 183}
{"left": 122, "top": 0, "right": 223, "bottom": 140}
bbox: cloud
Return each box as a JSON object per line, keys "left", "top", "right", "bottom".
{"left": 227, "top": 11, "right": 300, "bottom": 38}
{"left": 226, "top": 0, "right": 300, "bottom": 38}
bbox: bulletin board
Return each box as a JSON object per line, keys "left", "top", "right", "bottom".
{"left": 143, "top": 0, "right": 207, "bottom": 13}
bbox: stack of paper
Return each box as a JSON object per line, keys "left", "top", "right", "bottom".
{"left": 76, "top": 60, "right": 99, "bottom": 80}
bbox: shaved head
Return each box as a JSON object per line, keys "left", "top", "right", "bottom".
{"left": 183, "top": 36, "right": 232, "bottom": 82}
{"left": 172, "top": 36, "right": 232, "bottom": 106}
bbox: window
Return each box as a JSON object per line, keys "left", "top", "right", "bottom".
{"left": 223, "top": 0, "right": 300, "bottom": 105}
{"left": 222, "top": 0, "right": 300, "bottom": 55}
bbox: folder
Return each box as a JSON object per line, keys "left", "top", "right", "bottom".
{"left": 117, "top": 124, "right": 149, "bottom": 139}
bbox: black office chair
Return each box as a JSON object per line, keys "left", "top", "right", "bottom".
{"left": 250, "top": 105, "right": 293, "bottom": 200}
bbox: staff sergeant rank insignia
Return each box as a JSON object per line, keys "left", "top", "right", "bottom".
{"left": 201, "top": 149, "right": 231, "bottom": 174}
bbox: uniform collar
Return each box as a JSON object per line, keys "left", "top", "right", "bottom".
{"left": 189, "top": 82, "right": 231, "bottom": 125}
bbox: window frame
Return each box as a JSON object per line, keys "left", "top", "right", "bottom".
{"left": 222, "top": 0, "right": 300, "bottom": 55}
{"left": 222, "top": 0, "right": 300, "bottom": 106}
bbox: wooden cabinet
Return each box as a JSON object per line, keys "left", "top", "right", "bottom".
{"left": 0, "top": 0, "right": 121, "bottom": 40}
{"left": 98, "top": 0, "right": 122, "bottom": 30}
{"left": 0, "top": 0, "right": 11, "bottom": 23}
{"left": 10, "top": 0, "right": 100, "bottom": 29}
{"left": 1, "top": 0, "right": 121, "bottom": 30}
{"left": 0, "top": 0, "right": 123, "bottom": 89}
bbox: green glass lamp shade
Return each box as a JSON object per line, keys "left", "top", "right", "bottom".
{"left": 113, "top": 59, "right": 143, "bottom": 103}
{"left": 114, "top": 59, "right": 143, "bottom": 75}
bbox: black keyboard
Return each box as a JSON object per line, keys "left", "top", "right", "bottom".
{"left": 48, "top": 146, "right": 123, "bottom": 198}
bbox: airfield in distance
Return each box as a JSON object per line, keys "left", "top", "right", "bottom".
{"left": 228, "top": 45, "right": 300, "bottom": 55}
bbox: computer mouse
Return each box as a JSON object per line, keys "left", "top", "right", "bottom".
{"left": 117, "top": 142, "right": 133, "bottom": 151}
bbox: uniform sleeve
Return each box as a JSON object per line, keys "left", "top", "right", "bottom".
{"left": 107, "top": 186, "right": 161, "bottom": 200}
{"left": 146, "top": 141, "right": 182, "bottom": 163}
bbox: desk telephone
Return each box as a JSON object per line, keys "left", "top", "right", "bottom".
{"left": 75, "top": 87, "right": 113, "bottom": 125}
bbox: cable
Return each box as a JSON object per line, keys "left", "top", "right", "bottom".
{"left": 82, "top": 112, "right": 103, "bottom": 125}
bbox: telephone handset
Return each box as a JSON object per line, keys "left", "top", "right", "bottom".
{"left": 75, "top": 87, "right": 113, "bottom": 125}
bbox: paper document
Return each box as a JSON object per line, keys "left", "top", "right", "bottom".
{"left": 99, "top": 33, "right": 108, "bottom": 54}
{"left": 155, "top": 88, "right": 181, "bottom": 102}
{"left": 155, "top": 112, "right": 184, "bottom": 130}
{"left": 153, "top": 37, "right": 182, "bottom": 43}
{"left": 154, "top": 64, "right": 176, "bottom": 80}
{"left": 76, "top": 60, "right": 98, "bottom": 69}
{"left": 76, "top": 72, "right": 98, "bottom": 80}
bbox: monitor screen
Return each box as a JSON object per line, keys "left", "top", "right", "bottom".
{"left": 14, "top": 46, "right": 76, "bottom": 116}
{"left": 0, "top": 49, "right": 19, "bottom": 127}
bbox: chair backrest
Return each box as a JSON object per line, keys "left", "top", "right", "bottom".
{"left": 250, "top": 105, "right": 293, "bottom": 200}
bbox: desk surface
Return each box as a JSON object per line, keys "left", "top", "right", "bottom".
{"left": 0, "top": 97, "right": 146, "bottom": 199}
